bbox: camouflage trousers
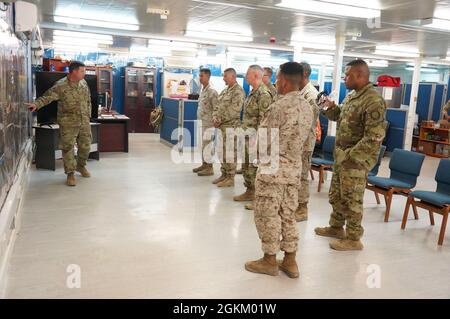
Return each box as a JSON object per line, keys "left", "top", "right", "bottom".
{"left": 328, "top": 165, "right": 368, "bottom": 240}
{"left": 201, "top": 125, "right": 214, "bottom": 168}
{"left": 298, "top": 151, "right": 313, "bottom": 205}
{"left": 254, "top": 178, "right": 299, "bottom": 255}
{"left": 242, "top": 136, "right": 257, "bottom": 190}
{"left": 59, "top": 124, "right": 92, "bottom": 174}
{"left": 219, "top": 126, "right": 237, "bottom": 177}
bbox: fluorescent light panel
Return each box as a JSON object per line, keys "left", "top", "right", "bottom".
{"left": 185, "top": 30, "right": 253, "bottom": 42}
{"left": 53, "top": 30, "right": 113, "bottom": 41}
{"left": 276, "top": 0, "right": 380, "bottom": 19}
{"left": 53, "top": 36, "right": 113, "bottom": 45}
{"left": 54, "top": 16, "right": 139, "bottom": 31}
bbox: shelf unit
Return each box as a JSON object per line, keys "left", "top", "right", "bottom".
{"left": 418, "top": 125, "right": 450, "bottom": 158}
{"left": 124, "top": 66, "right": 156, "bottom": 133}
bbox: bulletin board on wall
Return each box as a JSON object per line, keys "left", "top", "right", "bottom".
{"left": 163, "top": 69, "right": 194, "bottom": 99}
{"left": 0, "top": 15, "right": 31, "bottom": 209}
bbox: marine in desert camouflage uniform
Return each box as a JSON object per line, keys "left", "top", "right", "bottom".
{"left": 296, "top": 62, "right": 320, "bottom": 222}
{"left": 245, "top": 62, "right": 312, "bottom": 279}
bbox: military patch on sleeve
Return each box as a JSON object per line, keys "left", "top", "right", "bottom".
{"left": 369, "top": 110, "right": 382, "bottom": 121}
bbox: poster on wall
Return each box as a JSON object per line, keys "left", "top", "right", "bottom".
{"left": 163, "top": 69, "right": 194, "bottom": 99}
{"left": 0, "top": 16, "right": 30, "bottom": 208}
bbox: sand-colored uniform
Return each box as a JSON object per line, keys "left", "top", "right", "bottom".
{"left": 213, "top": 83, "right": 245, "bottom": 177}
{"left": 197, "top": 84, "right": 219, "bottom": 166}
{"left": 265, "top": 82, "right": 277, "bottom": 99}
{"left": 34, "top": 77, "right": 92, "bottom": 174}
{"left": 322, "top": 83, "right": 386, "bottom": 240}
{"left": 254, "top": 91, "right": 312, "bottom": 255}
{"left": 298, "top": 82, "right": 320, "bottom": 206}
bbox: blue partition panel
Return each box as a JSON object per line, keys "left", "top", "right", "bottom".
{"left": 183, "top": 100, "right": 199, "bottom": 147}
{"left": 403, "top": 84, "right": 411, "bottom": 105}
{"left": 416, "top": 84, "right": 432, "bottom": 122}
{"left": 385, "top": 109, "right": 407, "bottom": 152}
{"left": 432, "top": 84, "right": 445, "bottom": 121}
{"left": 318, "top": 113, "right": 329, "bottom": 148}
{"left": 160, "top": 98, "right": 180, "bottom": 145}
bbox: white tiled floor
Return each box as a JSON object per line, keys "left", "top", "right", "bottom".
{"left": 4, "top": 134, "right": 450, "bottom": 298}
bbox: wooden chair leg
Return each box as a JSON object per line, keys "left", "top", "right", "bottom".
{"left": 384, "top": 190, "right": 394, "bottom": 222}
{"left": 438, "top": 210, "right": 448, "bottom": 246}
{"left": 318, "top": 167, "right": 323, "bottom": 192}
{"left": 412, "top": 204, "right": 419, "bottom": 220}
{"left": 429, "top": 210, "right": 435, "bottom": 226}
{"left": 401, "top": 196, "right": 412, "bottom": 229}
{"left": 310, "top": 169, "right": 314, "bottom": 180}
{"left": 374, "top": 192, "right": 381, "bottom": 205}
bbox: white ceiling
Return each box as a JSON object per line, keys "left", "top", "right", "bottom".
{"left": 29, "top": 0, "right": 450, "bottom": 64}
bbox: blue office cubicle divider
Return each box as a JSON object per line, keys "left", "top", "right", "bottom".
{"left": 323, "top": 82, "right": 348, "bottom": 104}
{"left": 160, "top": 98, "right": 181, "bottom": 145}
{"left": 432, "top": 85, "right": 446, "bottom": 121}
{"left": 160, "top": 98, "right": 199, "bottom": 147}
{"left": 417, "top": 84, "right": 432, "bottom": 122}
{"left": 183, "top": 100, "right": 199, "bottom": 147}
{"left": 385, "top": 109, "right": 407, "bottom": 152}
{"left": 403, "top": 84, "right": 411, "bottom": 105}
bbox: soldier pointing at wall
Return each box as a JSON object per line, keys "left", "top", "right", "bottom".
{"left": 25, "top": 61, "right": 92, "bottom": 187}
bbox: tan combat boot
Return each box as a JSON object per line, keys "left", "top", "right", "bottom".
{"left": 66, "top": 173, "right": 76, "bottom": 187}
{"left": 217, "top": 176, "right": 234, "bottom": 187}
{"left": 295, "top": 203, "right": 308, "bottom": 222}
{"left": 245, "top": 203, "right": 254, "bottom": 210}
{"left": 314, "top": 226, "right": 346, "bottom": 239}
{"left": 236, "top": 168, "right": 243, "bottom": 174}
{"left": 193, "top": 164, "right": 206, "bottom": 173}
{"left": 197, "top": 165, "right": 214, "bottom": 176}
{"left": 212, "top": 174, "right": 227, "bottom": 185}
{"left": 330, "top": 239, "right": 364, "bottom": 251}
{"left": 233, "top": 188, "right": 255, "bottom": 202}
{"left": 245, "top": 254, "right": 278, "bottom": 276}
{"left": 277, "top": 252, "right": 299, "bottom": 279}
{"left": 76, "top": 166, "right": 91, "bottom": 178}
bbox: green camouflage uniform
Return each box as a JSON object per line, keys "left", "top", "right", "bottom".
{"left": 265, "top": 82, "right": 277, "bottom": 99}
{"left": 322, "top": 83, "right": 386, "bottom": 240}
{"left": 213, "top": 83, "right": 245, "bottom": 177}
{"left": 34, "top": 77, "right": 92, "bottom": 174}
{"left": 254, "top": 91, "right": 312, "bottom": 255}
{"left": 197, "top": 84, "right": 219, "bottom": 166}
{"left": 241, "top": 83, "right": 273, "bottom": 190}
{"left": 298, "top": 82, "right": 320, "bottom": 206}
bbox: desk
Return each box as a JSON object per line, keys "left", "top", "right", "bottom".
{"left": 33, "top": 123, "right": 100, "bottom": 171}
{"left": 94, "top": 115, "right": 130, "bottom": 152}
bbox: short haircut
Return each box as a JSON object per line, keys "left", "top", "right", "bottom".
{"left": 69, "top": 61, "right": 85, "bottom": 73}
{"left": 300, "top": 62, "right": 312, "bottom": 78}
{"left": 200, "top": 68, "right": 211, "bottom": 76}
{"left": 263, "top": 67, "right": 273, "bottom": 76}
{"left": 248, "top": 64, "right": 264, "bottom": 76}
{"left": 346, "top": 59, "right": 370, "bottom": 77}
{"left": 224, "top": 68, "right": 237, "bottom": 76}
{"left": 279, "top": 62, "right": 304, "bottom": 86}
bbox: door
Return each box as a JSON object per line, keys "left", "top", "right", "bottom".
{"left": 137, "top": 68, "right": 155, "bottom": 133}
{"left": 124, "top": 68, "right": 139, "bottom": 132}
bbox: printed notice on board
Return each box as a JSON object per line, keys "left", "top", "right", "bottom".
{"left": 383, "top": 87, "right": 394, "bottom": 100}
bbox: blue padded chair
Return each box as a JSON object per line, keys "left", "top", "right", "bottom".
{"left": 368, "top": 145, "right": 387, "bottom": 205}
{"left": 310, "top": 135, "right": 335, "bottom": 192}
{"left": 401, "top": 159, "right": 450, "bottom": 245}
{"left": 366, "top": 149, "right": 425, "bottom": 222}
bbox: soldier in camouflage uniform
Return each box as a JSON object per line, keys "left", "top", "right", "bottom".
{"left": 25, "top": 61, "right": 92, "bottom": 187}
{"left": 212, "top": 68, "right": 246, "bottom": 188}
{"left": 315, "top": 59, "right": 386, "bottom": 251}
{"left": 192, "top": 68, "right": 219, "bottom": 176}
{"left": 245, "top": 62, "right": 312, "bottom": 279}
{"left": 443, "top": 100, "right": 450, "bottom": 120}
{"left": 263, "top": 67, "right": 277, "bottom": 98}
{"left": 234, "top": 65, "right": 273, "bottom": 206}
{"left": 296, "top": 62, "right": 320, "bottom": 222}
